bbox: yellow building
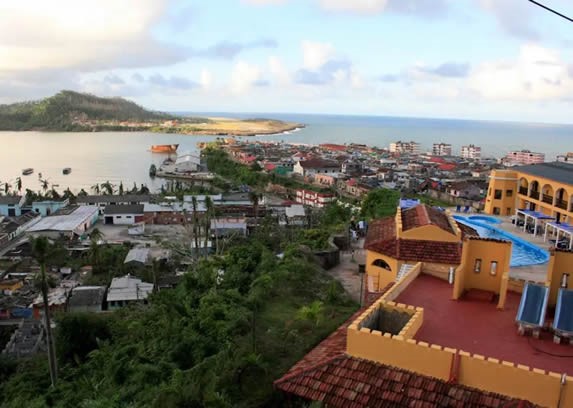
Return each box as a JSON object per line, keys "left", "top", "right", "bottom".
{"left": 485, "top": 162, "right": 573, "bottom": 222}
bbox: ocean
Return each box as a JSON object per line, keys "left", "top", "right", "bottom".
{"left": 1, "top": 114, "right": 572, "bottom": 193}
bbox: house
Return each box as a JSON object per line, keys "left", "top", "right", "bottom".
{"left": 211, "top": 217, "right": 247, "bottom": 237}
{"left": 314, "top": 173, "right": 337, "bottom": 187}
{"left": 293, "top": 158, "right": 340, "bottom": 178}
{"left": 124, "top": 247, "right": 151, "bottom": 266}
{"left": 104, "top": 204, "right": 144, "bottom": 225}
{"left": 281, "top": 204, "right": 306, "bottom": 226}
{"left": 26, "top": 206, "right": 99, "bottom": 239}
{"left": 31, "top": 198, "right": 69, "bottom": 216}
{"left": 76, "top": 195, "right": 154, "bottom": 215}
{"left": 0, "top": 212, "right": 41, "bottom": 246}
{"left": 295, "top": 189, "right": 335, "bottom": 208}
{"left": 106, "top": 274, "right": 153, "bottom": 310}
{"left": 174, "top": 153, "right": 201, "bottom": 173}
{"left": 67, "top": 286, "right": 106, "bottom": 313}
{"left": 32, "top": 283, "right": 77, "bottom": 319}
{"left": 0, "top": 279, "right": 24, "bottom": 295}
{"left": 447, "top": 181, "right": 485, "bottom": 200}
{"left": 0, "top": 196, "right": 25, "bottom": 217}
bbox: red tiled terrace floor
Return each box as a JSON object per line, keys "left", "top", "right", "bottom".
{"left": 395, "top": 274, "right": 573, "bottom": 374}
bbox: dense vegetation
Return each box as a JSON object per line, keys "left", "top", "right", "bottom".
{"left": 0, "top": 91, "right": 189, "bottom": 131}
{"left": 0, "top": 211, "right": 357, "bottom": 407}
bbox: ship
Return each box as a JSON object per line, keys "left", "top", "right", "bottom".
{"left": 63, "top": 167, "right": 72, "bottom": 175}
{"left": 151, "top": 144, "right": 179, "bottom": 153}
{"left": 22, "top": 168, "right": 34, "bottom": 176}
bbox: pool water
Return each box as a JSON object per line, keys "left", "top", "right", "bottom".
{"left": 466, "top": 215, "right": 502, "bottom": 225}
{"left": 454, "top": 216, "right": 549, "bottom": 267}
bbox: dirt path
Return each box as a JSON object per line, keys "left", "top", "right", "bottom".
{"left": 327, "top": 239, "right": 365, "bottom": 303}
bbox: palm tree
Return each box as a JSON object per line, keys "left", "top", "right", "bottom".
{"left": 191, "top": 196, "right": 200, "bottom": 260}
{"left": 63, "top": 187, "right": 75, "bottom": 201}
{"left": 31, "top": 237, "right": 58, "bottom": 386}
{"left": 78, "top": 188, "right": 88, "bottom": 197}
{"left": 4, "top": 182, "right": 11, "bottom": 195}
{"left": 100, "top": 181, "right": 114, "bottom": 195}
{"left": 91, "top": 184, "right": 100, "bottom": 195}
{"left": 40, "top": 179, "right": 50, "bottom": 194}
{"left": 15, "top": 177, "right": 22, "bottom": 193}
{"left": 249, "top": 192, "right": 261, "bottom": 231}
{"left": 203, "top": 196, "right": 214, "bottom": 258}
{"left": 118, "top": 181, "right": 124, "bottom": 196}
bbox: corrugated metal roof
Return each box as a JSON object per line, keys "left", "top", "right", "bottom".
{"left": 27, "top": 206, "right": 98, "bottom": 233}
{"left": 517, "top": 162, "right": 573, "bottom": 186}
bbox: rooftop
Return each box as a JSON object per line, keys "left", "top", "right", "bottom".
{"left": 76, "top": 194, "right": 154, "bottom": 204}
{"left": 27, "top": 206, "right": 98, "bottom": 233}
{"left": 0, "top": 196, "right": 23, "bottom": 205}
{"left": 68, "top": 286, "right": 106, "bottom": 308}
{"left": 401, "top": 205, "right": 455, "bottom": 235}
{"left": 107, "top": 274, "right": 153, "bottom": 302}
{"left": 299, "top": 158, "right": 340, "bottom": 169}
{"left": 395, "top": 274, "right": 573, "bottom": 374}
{"left": 104, "top": 204, "right": 144, "bottom": 215}
{"left": 516, "top": 162, "right": 573, "bottom": 186}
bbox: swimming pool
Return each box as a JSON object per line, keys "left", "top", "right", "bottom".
{"left": 466, "top": 215, "right": 502, "bottom": 225}
{"left": 454, "top": 216, "right": 549, "bottom": 267}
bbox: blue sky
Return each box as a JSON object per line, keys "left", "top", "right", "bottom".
{"left": 1, "top": 0, "right": 573, "bottom": 122}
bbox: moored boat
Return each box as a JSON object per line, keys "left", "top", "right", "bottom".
{"left": 22, "top": 168, "right": 34, "bottom": 176}
{"left": 63, "top": 167, "right": 72, "bottom": 175}
{"left": 151, "top": 144, "right": 179, "bottom": 153}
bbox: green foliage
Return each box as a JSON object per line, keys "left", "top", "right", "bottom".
{"left": 56, "top": 313, "right": 112, "bottom": 365}
{"left": 360, "top": 188, "right": 401, "bottom": 220}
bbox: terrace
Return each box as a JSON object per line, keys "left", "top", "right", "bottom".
{"left": 395, "top": 273, "right": 573, "bottom": 374}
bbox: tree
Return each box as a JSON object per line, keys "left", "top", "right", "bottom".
{"left": 191, "top": 196, "right": 200, "bottom": 260}
{"left": 118, "top": 181, "right": 124, "bottom": 196}
{"left": 91, "top": 183, "right": 100, "bottom": 195}
{"left": 249, "top": 192, "right": 261, "bottom": 230}
{"left": 100, "top": 181, "right": 114, "bottom": 195}
{"left": 360, "top": 188, "right": 400, "bottom": 220}
{"left": 40, "top": 179, "right": 50, "bottom": 193}
{"left": 4, "top": 182, "right": 10, "bottom": 195}
{"left": 15, "top": 177, "right": 22, "bottom": 193}
{"left": 31, "top": 237, "right": 58, "bottom": 386}
{"left": 203, "top": 196, "right": 214, "bottom": 258}
{"left": 78, "top": 188, "right": 88, "bottom": 197}
{"left": 297, "top": 300, "right": 324, "bottom": 327}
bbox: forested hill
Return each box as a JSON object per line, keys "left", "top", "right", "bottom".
{"left": 0, "top": 91, "right": 180, "bottom": 131}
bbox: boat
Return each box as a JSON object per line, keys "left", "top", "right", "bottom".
{"left": 62, "top": 167, "right": 72, "bottom": 175}
{"left": 151, "top": 144, "right": 179, "bottom": 153}
{"left": 22, "top": 168, "right": 34, "bottom": 176}
{"left": 149, "top": 164, "right": 157, "bottom": 177}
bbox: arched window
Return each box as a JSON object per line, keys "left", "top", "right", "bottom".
{"left": 372, "top": 259, "right": 392, "bottom": 271}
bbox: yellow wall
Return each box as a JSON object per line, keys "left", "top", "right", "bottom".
{"left": 546, "top": 250, "right": 573, "bottom": 307}
{"left": 484, "top": 170, "right": 518, "bottom": 216}
{"left": 0, "top": 280, "right": 23, "bottom": 292}
{"left": 382, "top": 262, "right": 422, "bottom": 302}
{"left": 453, "top": 238, "right": 512, "bottom": 307}
{"left": 366, "top": 250, "right": 399, "bottom": 290}
{"left": 400, "top": 224, "right": 459, "bottom": 243}
{"left": 422, "top": 262, "right": 456, "bottom": 281}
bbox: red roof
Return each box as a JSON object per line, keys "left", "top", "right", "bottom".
{"left": 439, "top": 163, "right": 457, "bottom": 171}
{"left": 275, "top": 286, "right": 529, "bottom": 407}
{"left": 401, "top": 205, "right": 455, "bottom": 235}
{"left": 299, "top": 158, "right": 340, "bottom": 169}
{"left": 320, "top": 143, "right": 347, "bottom": 152}
{"left": 429, "top": 156, "right": 446, "bottom": 163}
{"left": 264, "top": 163, "right": 276, "bottom": 171}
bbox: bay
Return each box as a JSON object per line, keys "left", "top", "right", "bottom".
{"left": 1, "top": 114, "right": 572, "bottom": 193}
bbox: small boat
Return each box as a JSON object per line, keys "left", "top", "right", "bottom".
{"left": 149, "top": 164, "right": 157, "bottom": 177}
{"left": 22, "top": 168, "right": 34, "bottom": 176}
{"left": 62, "top": 167, "right": 72, "bottom": 175}
{"left": 151, "top": 144, "right": 179, "bottom": 153}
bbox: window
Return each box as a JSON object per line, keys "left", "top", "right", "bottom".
{"left": 490, "top": 261, "right": 498, "bottom": 276}
{"left": 126, "top": 216, "right": 132, "bottom": 219}
{"left": 474, "top": 259, "right": 482, "bottom": 273}
{"left": 506, "top": 208, "right": 512, "bottom": 216}
{"left": 493, "top": 207, "right": 501, "bottom": 215}
{"left": 506, "top": 190, "right": 513, "bottom": 197}
{"left": 116, "top": 216, "right": 122, "bottom": 219}
{"left": 494, "top": 190, "right": 502, "bottom": 199}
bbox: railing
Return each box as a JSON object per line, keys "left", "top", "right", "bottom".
{"left": 542, "top": 194, "right": 553, "bottom": 205}
{"left": 518, "top": 187, "right": 528, "bottom": 195}
{"left": 529, "top": 191, "right": 540, "bottom": 200}
{"left": 555, "top": 199, "right": 568, "bottom": 210}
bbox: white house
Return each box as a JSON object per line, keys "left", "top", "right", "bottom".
{"left": 293, "top": 158, "right": 340, "bottom": 178}
{"left": 106, "top": 274, "right": 154, "bottom": 310}
{"left": 27, "top": 206, "right": 99, "bottom": 238}
{"left": 103, "top": 204, "right": 144, "bottom": 225}
{"left": 0, "top": 196, "right": 25, "bottom": 217}
{"left": 174, "top": 153, "right": 201, "bottom": 173}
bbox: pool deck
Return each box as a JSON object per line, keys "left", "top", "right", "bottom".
{"left": 395, "top": 274, "right": 573, "bottom": 374}
{"left": 454, "top": 212, "right": 552, "bottom": 283}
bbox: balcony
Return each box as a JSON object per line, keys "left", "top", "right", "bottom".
{"left": 542, "top": 194, "right": 554, "bottom": 205}
{"left": 555, "top": 199, "right": 568, "bottom": 210}
{"left": 519, "top": 187, "right": 528, "bottom": 195}
{"left": 529, "top": 191, "right": 540, "bottom": 200}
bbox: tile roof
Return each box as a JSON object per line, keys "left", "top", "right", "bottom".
{"left": 401, "top": 205, "right": 455, "bottom": 235}
{"left": 275, "top": 288, "right": 532, "bottom": 408}
{"left": 104, "top": 204, "right": 144, "bottom": 215}
{"left": 517, "top": 162, "right": 573, "bottom": 186}
{"left": 365, "top": 216, "right": 463, "bottom": 264}
{"left": 299, "top": 158, "right": 341, "bottom": 169}
{"left": 0, "top": 196, "right": 23, "bottom": 205}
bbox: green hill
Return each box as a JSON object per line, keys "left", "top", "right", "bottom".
{"left": 0, "top": 90, "right": 184, "bottom": 131}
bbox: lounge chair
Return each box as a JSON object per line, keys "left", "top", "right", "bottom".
{"left": 463, "top": 206, "right": 470, "bottom": 213}
{"left": 456, "top": 205, "right": 461, "bottom": 212}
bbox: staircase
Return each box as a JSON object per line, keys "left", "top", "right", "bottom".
{"left": 396, "top": 264, "right": 415, "bottom": 281}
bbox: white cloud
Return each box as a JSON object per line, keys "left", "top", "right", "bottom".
{"left": 230, "top": 61, "right": 263, "bottom": 94}
{"left": 0, "top": 0, "right": 169, "bottom": 73}
{"left": 468, "top": 45, "right": 573, "bottom": 100}
{"left": 200, "top": 69, "right": 214, "bottom": 89}
{"left": 301, "top": 41, "right": 336, "bottom": 70}
{"left": 242, "top": 0, "right": 286, "bottom": 4}
{"left": 268, "top": 56, "right": 291, "bottom": 84}
{"left": 319, "top": 0, "right": 389, "bottom": 14}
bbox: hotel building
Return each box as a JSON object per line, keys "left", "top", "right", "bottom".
{"left": 461, "top": 144, "right": 482, "bottom": 160}
{"left": 432, "top": 142, "right": 452, "bottom": 156}
{"left": 484, "top": 162, "right": 573, "bottom": 222}
{"left": 504, "top": 150, "right": 545, "bottom": 166}
{"left": 389, "top": 141, "right": 420, "bottom": 155}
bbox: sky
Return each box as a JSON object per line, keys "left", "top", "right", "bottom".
{"left": 1, "top": 0, "right": 573, "bottom": 123}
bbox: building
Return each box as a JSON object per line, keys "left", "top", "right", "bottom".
{"left": 210, "top": 217, "right": 247, "bottom": 237}
{"left": 26, "top": 206, "right": 99, "bottom": 239}
{"left": 484, "top": 162, "right": 573, "bottom": 221}
{"left": 124, "top": 247, "right": 151, "bottom": 266}
{"left": 276, "top": 203, "right": 573, "bottom": 407}
{"left": 67, "top": 286, "right": 106, "bottom": 313}
{"left": 0, "top": 196, "right": 25, "bottom": 217}
{"left": 106, "top": 274, "right": 153, "bottom": 310}
{"left": 31, "top": 198, "right": 69, "bottom": 216}
{"left": 557, "top": 152, "right": 573, "bottom": 163}
{"left": 504, "top": 150, "right": 545, "bottom": 166}
{"left": 0, "top": 212, "right": 41, "bottom": 247}
{"left": 174, "top": 153, "right": 201, "bottom": 173}
{"left": 103, "top": 204, "right": 144, "bottom": 225}
{"left": 389, "top": 141, "right": 420, "bottom": 155}
{"left": 295, "top": 189, "right": 335, "bottom": 208}
{"left": 432, "top": 142, "right": 452, "bottom": 156}
{"left": 293, "top": 158, "right": 340, "bottom": 178}
{"left": 461, "top": 144, "right": 482, "bottom": 160}
{"left": 76, "top": 195, "right": 154, "bottom": 214}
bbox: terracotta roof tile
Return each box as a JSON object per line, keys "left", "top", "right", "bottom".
{"left": 401, "top": 205, "right": 455, "bottom": 235}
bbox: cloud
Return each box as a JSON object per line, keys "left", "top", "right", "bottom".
{"left": 302, "top": 41, "right": 336, "bottom": 70}
{"left": 418, "top": 62, "right": 470, "bottom": 78}
{"left": 242, "top": 0, "right": 287, "bottom": 4}
{"left": 468, "top": 44, "right": 573, "bottom": 100}
{"left": 230, "top": 62, "right": 265, "bottom": 94}
{"left": 200, "top": 69, "right": 214, "bottom": 89}
{"left": 378, "top": 74, "right": 400, "bottom": 82}
{"left": 147, "top": 74, "right": 197, "bottom": 90}
{"left": 104, "top": 74, "right": 126, "bottom": 85}
{"left": 268, "top": 56, "right": 291, "bottom": 84}
{"left": 295, "top": 59, "right": 352, "bottom": 85}
{"left": 192, "top": 39, "right": 277, "bottom": 60}
{"left": 478, "top": 0, "right": 539, "bottom": 40}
